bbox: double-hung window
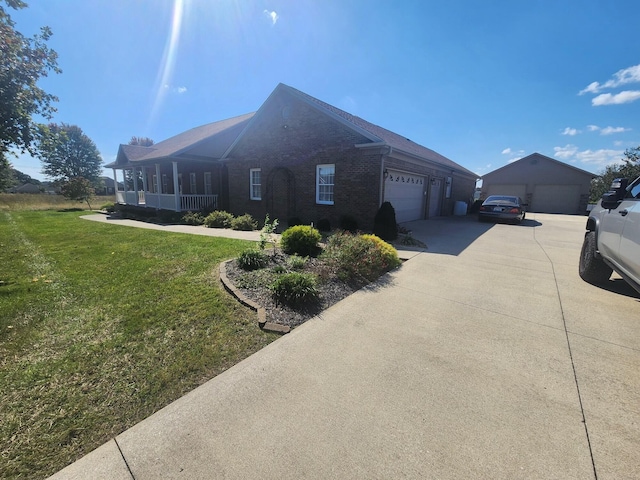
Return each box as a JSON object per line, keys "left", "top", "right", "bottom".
{"left": 204, "top": 172, "right": 212, "bottom": 195}
{"left": 190, "top": 172, "right": 197, "bottom": 194}
{"left": 250, "top": 168, "right": 261, "bottom": 200}
{"left": 316, "top": 164, "right": 335, "bottom": 205}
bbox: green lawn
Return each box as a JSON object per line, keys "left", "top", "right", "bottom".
{"left": 0, "top": 210, "right": 277, "bottom": 479}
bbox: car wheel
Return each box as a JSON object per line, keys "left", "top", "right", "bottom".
{"left": 579, "top": 231, "right": 613, "bottom": 285}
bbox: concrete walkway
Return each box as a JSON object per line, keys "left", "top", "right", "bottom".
{"left": 51, "top": 213, "right": 640, "bottom": 479}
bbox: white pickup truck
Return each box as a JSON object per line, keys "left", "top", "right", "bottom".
{"left": 579, "top": 176, "right": 640, "bottom": 294}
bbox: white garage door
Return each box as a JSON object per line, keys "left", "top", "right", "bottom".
{"left": 384, "top": 170, "right": 426, "bottom": 223}
{"left": 486, "top": 184, "right": 527, "bottom": 199}
{"left": 532, "top": 185, "right": 580, "bottom": 214}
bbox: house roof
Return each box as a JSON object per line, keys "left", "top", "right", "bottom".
{"left": 105, "top": 113, "right": 255, "bottom": 168}
{"left": 482, "top": 152, "right": 596, "bottom": 179}
{"left": 108, "top": 84, "right": 475, "bottom": 178}
{"left": 279, "top": 84, "right": 476, "bottom": 177}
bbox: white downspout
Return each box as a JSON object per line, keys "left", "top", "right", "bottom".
{"left": 379, "top": 145, "right": 393, "bottom": 206}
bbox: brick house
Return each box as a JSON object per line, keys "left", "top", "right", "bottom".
{"left": 106, "top": 84, "right": 477, "bottom": 230}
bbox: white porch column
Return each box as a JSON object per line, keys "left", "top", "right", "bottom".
{"left": 172, "top": 161, "right": 180, "bottom": 212}
{"left": 132, "top": 167, "right": 139, "bottom": 205}
{"left": 112, "top": 168, "right": 118, "bottom": 197}
{"left": 142, "top": 166, "right": 148, "bottom": 193}
{"left": 155, "top": 164, "right": 162, "bottom": 195}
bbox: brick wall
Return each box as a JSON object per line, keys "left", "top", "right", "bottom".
{"left": 223, "top": 89, "right": 383, "bottom": 230}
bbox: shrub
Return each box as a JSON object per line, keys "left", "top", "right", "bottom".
{"left": 204, "top": 210, "right": 234, "bottom": 228}
{"left": 182, "top": 211, "right": 205, "bottom": 225}
{"left": 322, "top": 232, "right": 401, "bottom": 283}
{"left": 339, "top": 214, "right": 358, "bottom": 232}
{"left": 317, "top": 218, "right": 331, "bottom": 232}
{"left": 231, "top": 213, "right": 258, "bottom": 231}
{"left": 373, "top": 201, "right": 398, "bottom": 241}
{"left": 237, "top": 249, "right": 268, "bottom": 271}
{"left": 288, "top": 254, "right": 307, "bottom": 270}
{"left": 280, "top": 225, "right": 322, "bottom": 256}
{"left": 270, "top": 272, "right": 319, "bottom": 307}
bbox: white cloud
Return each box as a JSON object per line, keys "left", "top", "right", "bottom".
{"left": 592, "top": 90, "right": 640, "bottom": 106}
{"left": 587, "top": 124, "right": 600, "bottom": 132}
{"left": 163, "top": 84, "right": 188, "bottom": 94}
{"left": 579, "top": 64, "right": 640, "bottom": 95}
{"left": 264, "top": 9, "right": 279, "bottom": 25}
{"left": 579, "top": 82, "right": 601, "bottom": 96}
{"left": 501, "top": 148, "right": 511, "bottom": 155}
{"left": 554, "top": 144, "right": 579, "bottom": 159}
{"left": 553, "top": 144, "right": 625, "bottom": 168}
{"left": 562, "top": 127, "right": 580, "bottom": 136}
{"left": 600, "top": 126, "right": 630, "bottom": 135}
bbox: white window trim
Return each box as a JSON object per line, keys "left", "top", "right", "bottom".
{"left": 316, "top": 164, "right": 335, "bottom": 205}
{"left": 250, "top": 168, "right": 261, "bottom": 200}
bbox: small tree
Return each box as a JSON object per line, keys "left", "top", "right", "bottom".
{"left": 60, "top": 176, "right": 95, "bottom": 210}
{"left": 36, "top": 123, "right": 103, "bottom": 184}
{"left": 258, "top": 214, "right": 279, "bottom": 256}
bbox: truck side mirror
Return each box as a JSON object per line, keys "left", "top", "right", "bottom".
{"left": 601, "top": 178, "right": 629, "bottom": 209}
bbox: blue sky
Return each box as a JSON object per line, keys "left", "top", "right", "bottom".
{"left": 10, "top": 0, "right": 640, "bottom": 182}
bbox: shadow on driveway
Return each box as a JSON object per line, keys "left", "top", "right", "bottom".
{"left": 401, "top": 215, "right": 496, "bottom": 256}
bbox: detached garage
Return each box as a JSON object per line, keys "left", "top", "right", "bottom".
{"left": 481, "top": 153, "right": 595, "bottom": 215}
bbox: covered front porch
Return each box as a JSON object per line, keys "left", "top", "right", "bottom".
{"left": 112, "top": 161, "right": 220, "bottom": 212}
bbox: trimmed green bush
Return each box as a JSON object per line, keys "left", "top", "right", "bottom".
{"left": 270, "top": 272, "right": 319, "bottom": 307}
{"left": 204, "top": 210, "right": 234, "bottom": 228}
{"left": 322, "top": 231, "right": 401, "bottom": 283}
{"left": 231, "top": 214, "right": 258, "bottom": 231}
{"left": 237, "top": 249, "right": 268, "bottom": 270}
{"left": 280, "top": 225, "right": 322, "bottom": 256}
{"left": 182, "top": 211, "right": 205, "bottom": 225}
{"left": 373, "top": 201, "right": 398, "bottom": 241}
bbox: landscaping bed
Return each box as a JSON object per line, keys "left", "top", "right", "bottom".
{"left": 224, "top": 251, "right": 361, "bottom": 328}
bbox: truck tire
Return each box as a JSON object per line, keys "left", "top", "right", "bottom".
{"left": 579, "top": 231, "right": 613, "bottom": 284}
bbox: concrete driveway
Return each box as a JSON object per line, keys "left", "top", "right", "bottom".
{"left": 51, "top": 213, "right": 640, "bottom": 479}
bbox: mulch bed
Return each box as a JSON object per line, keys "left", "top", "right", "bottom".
{"left": 223, "top": 251, "right": 363, "bottom": 328}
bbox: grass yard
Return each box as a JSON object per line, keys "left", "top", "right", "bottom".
{"left": 0, "top": 209, "right": 277, "bottom": 479}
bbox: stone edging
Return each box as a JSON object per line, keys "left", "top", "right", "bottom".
{"left": 219, "top": 260, "right": 291, "bottom": 334}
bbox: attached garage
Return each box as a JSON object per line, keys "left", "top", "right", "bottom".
{"left": 481, "top": 153, "right": 595, "bottom": 215}
{"left": 531, "top": 185, "right": 581, "bottom": 214}
{"left": 384, "top": 170, "right": 426, "bottom": 223}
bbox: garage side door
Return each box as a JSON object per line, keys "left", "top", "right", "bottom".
{"left": 531, "top": 185, "right": 580, "bottom": 214}
{"left": 384, "top": 170, "right": 426, "bottom": 223}
{"left": 486, "top": 184, "right": 527, "bottom": 199}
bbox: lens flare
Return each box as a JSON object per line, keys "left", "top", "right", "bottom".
{"left": 147, "top": 0, "right": 185, "bottom": 130}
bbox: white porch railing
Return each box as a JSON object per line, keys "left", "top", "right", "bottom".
{"left": 181, "top": 194, "right": 218, "bottom": 211}
{"left": 116, "top": 192, "right": 218, "bottom": 211}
